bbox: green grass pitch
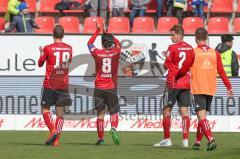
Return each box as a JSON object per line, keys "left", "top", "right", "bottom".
{"left": 0, "top": 131, "right": 239, "bottom": 159}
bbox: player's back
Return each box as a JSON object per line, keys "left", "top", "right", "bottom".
{"left": 169, "top": 41, "right": 194, "bottom": 71}
{"left": 166, "top": 41, "right": 195, "bottom": 89}
{"left": 42, "top": 42, "right": 72, "bottom": 89}
{"left": 92, "top": 47, "right": 121, "bottom": 90}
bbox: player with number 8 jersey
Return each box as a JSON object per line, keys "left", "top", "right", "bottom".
{"left": 87, "top": 23, "right": 121, "bottom": 146}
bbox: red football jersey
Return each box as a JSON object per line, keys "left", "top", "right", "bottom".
{"left": 38, "top": 42, "right": 72, "bottom": 89}
{"left": 88, "top": 29, "right": 121, "bottom": 89}
{"left": 164, "top": 41, "right": 195, "bottom": 89}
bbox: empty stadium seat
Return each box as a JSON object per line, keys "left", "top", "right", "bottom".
{"left": 35, "top": 16, "right": 55, "bottom": 33}
{"left": 59, "top": 16, "right": 80, "bottom": 33}
{"left": 182, "top": 17, "right": 203, "bottom": 34}
{"left": 83, "top": 17, "right": 105, "bottom": 33}
{"left": 157, "top": 17, "right": 178, "bottom": 34}
{"left": 211, "top": 0, "right": 233, "bottom": 13}
{"left": 40, "top": 0, "right": 60, "bottom": 13}
{"left": 108, "top": 17, "right": 130, "bottom": 34}
{"left": 208, "top": 17, "right": 229, "bottom": 34}
{"left": 132, "top": 17, "right": 155, "bottom": 33}
{"left": 233, "top": 18, "right": 240, "bottom": 33}
{"left": 0, "top": 18, "right": 5, "bottom": 30}
{"left": 0, "top": 0, "right": 8, "bottom": 13}
{"left": 25, "top": 0, "right": 36, "bottom": 12}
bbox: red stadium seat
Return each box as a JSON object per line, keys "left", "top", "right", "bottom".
{"left": 157, "top": 17, "right": 178, "bottom": 34}
{"left": 0, "top": 18, "right": 5, "bottom": 30}
{"left": 211, "top": 0, "right": 233, "bottom": 13}
{"left": 39, "top": 0, "right": 60, "bottom": 13}
{"left": 108, "top": 17, "right": 130, "bottom": 34}
{"left": 182, "top": 17, "right": 203, "bottom": 34}
{"left": 132, "top": 17, "right": 155, "bottom": 33}
{"left": 233, "top": 18, "right": 240, "bottom": 33}
{"left": 0, "top": 0, "right": 8, "bottom": 13}
{"left": 35, "top": 16, "right": 55, "bottom": 33}
{"left": 25, "top": 0, "right": 36, "bottom": 12}
{"left": 208, "top": 17, "right": 229, "bottom": 34}
{"left": 59, "top": 16, "right": 80, "bottom": 33}
{"left": 83, "top": 17, "right": 105, "bottom": 33}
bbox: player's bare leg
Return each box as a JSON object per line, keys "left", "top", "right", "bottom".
{"left": 153, "top": 106, "right": 172, "bottom": 147}
{"left": 196, "top": 110, "right": 217, "bottom": 151}
{"left": 96, "top": 110, "right": 105, "bottom": 145}
{"left": 110, "top": 113, "right": 120, "bottom": 145}
{"left": 42, "top": 106, "right": 57, "bottom": 145}
{"left": 180, "top": 107, "right": 190, "bottom": 148}
{"left": 52, "top": 106, "right": 64, "bottom": 146}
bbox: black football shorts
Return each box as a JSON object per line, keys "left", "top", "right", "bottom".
{"left": 94, "top": 88, "right": 120, "bottom": 115}
{"left": 41, "top": 87, "right": 72, "bottom": 107}
{"left": 193, "top": 94, "right": 213, "bottom": 112}
{"left": 163, "top": 86, "right": 191, "bottom": 107}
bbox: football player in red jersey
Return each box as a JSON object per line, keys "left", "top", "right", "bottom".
{"left": 87, "top": 22, "right": 121, "bottom": 145}
{"left": 153, "top": 25, "right": 195, "bottom": 148}
{"left": 38, "top": 25, "right": 72, "bottom": 146}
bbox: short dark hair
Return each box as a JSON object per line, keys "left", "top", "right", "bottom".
{"left": 152, "top": 43, "right": 156, "bottom": 46}
{"left": 195, "top": 27, "right": 208, "bottom": 41}
{"left": 53, "top": 24, "right": 64, "bottom": 39}
{"left": 221, "top": 34, "right": 234, "bottom": 43}
{"left": 170, "top": 25, "right": 184, "bottom": 36}
{"left": 101, "top": 33, "right": 114, "bottom": 48}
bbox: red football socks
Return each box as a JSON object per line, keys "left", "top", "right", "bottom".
{"left": 163, "top": 116, "right": 171, "bottom": 139}
{"left": 55, "top": 117, "right": 64, "bottom": 133}
{"left": 110, "top": 113, "right": 119, "bottom": 129}
{"left": 182, "top": 116, "right": 190, "bottom": 140}
{"left": 196, "top": 122, "right": 203, "bottom": 144}
{"left": 43, "top": 112, "right": 54, "bottom": 131}
{"left": 97, "top": 119, "right": 104, "bottom": 140}
{"left": 199, "top": 119, "right": 214, "bottom": 142}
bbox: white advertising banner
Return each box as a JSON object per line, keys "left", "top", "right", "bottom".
{"left": 1, "top": 115, "right": 240, "bottom": 132}
{"left": 0, "top": 35, "right": 240, "bottom": 76}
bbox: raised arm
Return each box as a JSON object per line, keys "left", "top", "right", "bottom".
{"left": 87, "top": 28, "right": 100, "bottom": 53}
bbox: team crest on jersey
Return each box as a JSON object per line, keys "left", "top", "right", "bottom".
{"left": 120, "top": 44, "right": 147, "bottom": 77}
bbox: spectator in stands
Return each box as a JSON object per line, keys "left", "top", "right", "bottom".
{"left": 4, "top": 2, "right": 40, "bottom": 33}
{"left": 157, "top": 0, "right": 164, "bottom": 18}
{"left": 191, "top": 0, "right": 207, "bottom": 19}
{"left": 4, "top": 0, "right": 25, "bottom": 25}
{"left": 166, "top": 0, "right": 186, "bottom": 24}
{"left": 130, "top": 0, "right": 151, "bottom": 28}
{"left": 215, "top": 35, "right": 239, "bottom": 77}
{"left": 111, "top": 0, "right": 126, "bottom": 17}
{"left": 89, "top": 0, "right": 108, "bottom": 21}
